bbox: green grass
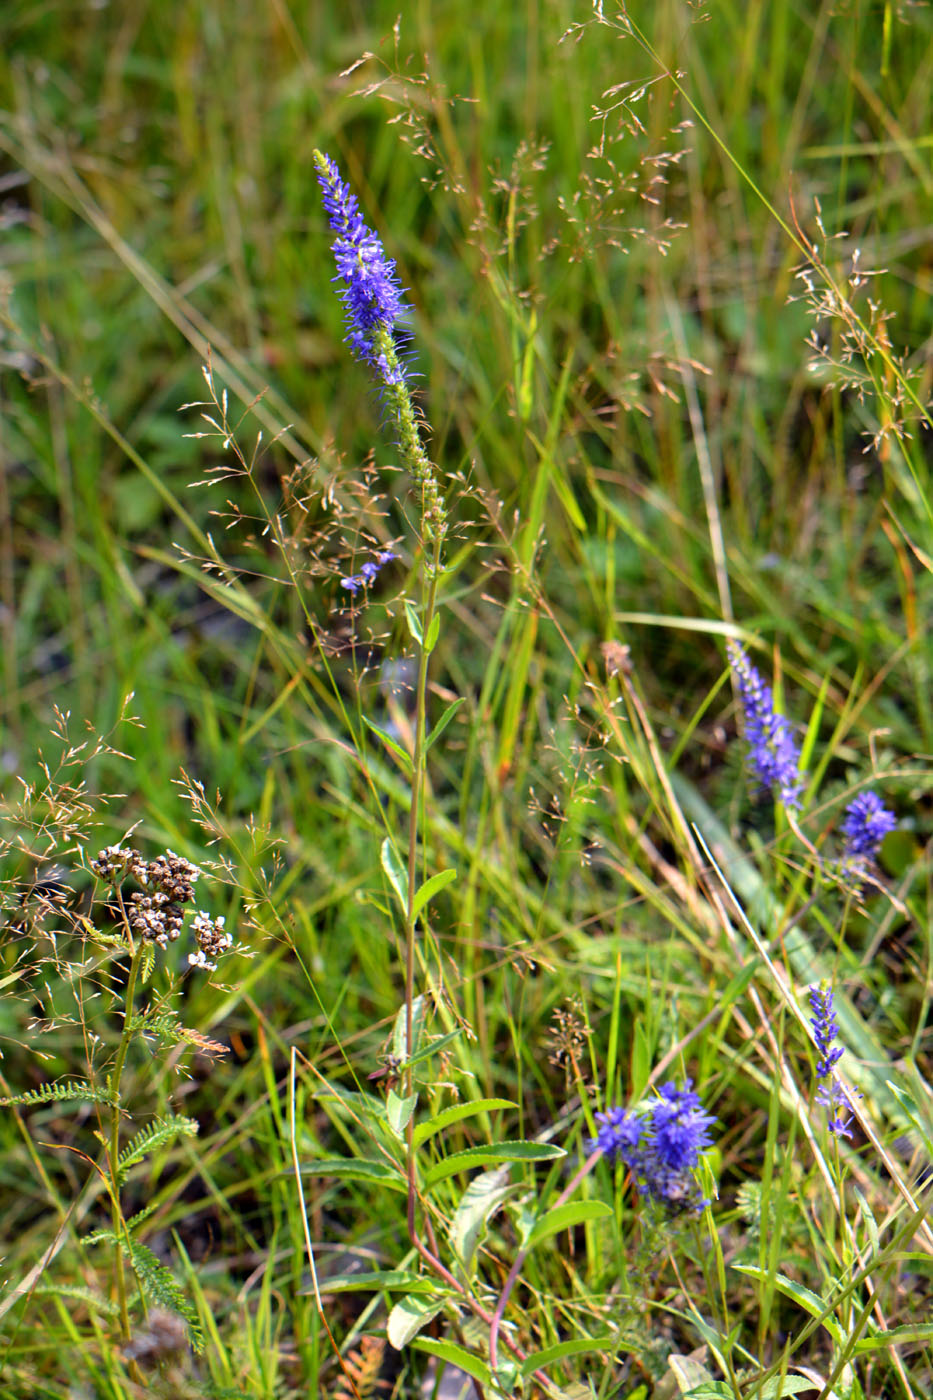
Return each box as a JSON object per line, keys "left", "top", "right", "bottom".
{"left": 1, "top": 0, "right": 932, "bottom": 1396}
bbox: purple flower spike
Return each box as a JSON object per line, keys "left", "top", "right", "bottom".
{"left": 727, "top": 640, "right": 804, "bottom": 810}
{"left": 808, "top": 981, "right": 861, "bottom": 1138}
{"left": 313, "top": 151, "right": 408, "bottom": 385}
{"left": 840, "top": 790, "right": 897, "bottom": 863}
{"left": 809, "top": 984, "right": 844, "bottom": 1078}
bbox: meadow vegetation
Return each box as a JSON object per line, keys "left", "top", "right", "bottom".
{"left": 0, "top": 1, "right": 932, "bottom": 1396}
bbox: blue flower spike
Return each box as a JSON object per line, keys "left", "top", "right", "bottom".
{"left": 313, "top": 151, "right": 408, "bottom": 386}
{"left": 840, "top": 790, "right": 897, "bottom": 865}
{"left": 313, "top": 150, "right": 446, "bottom": 541}
{"left": 808, "top": 981, "right": 860, "bottom": 1138}
{"left": 727, "top": 640, "right": 804, "bottom": 810}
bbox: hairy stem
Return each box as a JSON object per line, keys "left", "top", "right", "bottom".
{"left": 405, "top": 524, "right": 443, "bottom": 1244}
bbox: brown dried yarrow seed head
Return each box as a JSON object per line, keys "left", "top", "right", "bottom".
{"left": 144, "top": 851, "right": 201, "bottom": 903}
{"left": 90, "top": 845, "right": 142, "bottom": 883}
{"left": 128, "top": 891, "right": 184, "bottom": 947}
{"left": 188, "top": 911, "right": 232, "bottom": 971}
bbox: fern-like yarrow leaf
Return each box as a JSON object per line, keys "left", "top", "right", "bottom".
{"left": 121, "top": 1240, "right": 203, "bottom": 1351}
{"left": 1, "top": 1080, "right": 117, "bottom": 1109}
{"left": 117, "top": 1115, "right": 199, "bottom": 1181}
{"left": 128, "top": 1008, "right": 228, "bottom": 1056}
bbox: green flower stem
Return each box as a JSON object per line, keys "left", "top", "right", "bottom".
{"left": 367, "top": 320, "right": 448, "bottom": 1249}
{"left": 404, "top": 525, "right": 443, "bottom": 1247}
{"left": 373, "top": 325, "right": 446, "bottom": 541}
{"left": 107, "top": 933, "right": 145, "bottom": 1344}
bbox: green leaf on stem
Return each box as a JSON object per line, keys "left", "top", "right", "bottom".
{"left": 413, "top": 1098, "right": 517, "bottom": 1149}
{"left": 306, "top": 1269, "right": 433, "bottom": 1295}
{"left": 425, "top": 695, "right": 465, "bottom": 752}
{"left": 411, "top": 868, "right": 457, "bottom": 921}
{"left": 300, "top": 1158, "right": 406, "bottom": 1192}
{"left": 413, "top": 1338, "right": 492, "bottom": 1386}
{"left": 403, "top": 599, "right": 423, "bottom": 645}
{"left": 523, "top": 1199, "right": 613, "bottom": 1250}
{"left": 386, "top": 1089, "right": 418, "bottom": 1138}
{"left": 381, "top": 838, "right": 409, "bottom": 912}
{"left": 387, "top": 1294, "right": 447, "bottom": 1350}
{"left": 423, "top": 611, "right": 441, "bottom": 654}
{"left": 117, "top": 1115, "right": 199, "bottom": 1182}
{"left": 1, "top": 1080, "right": 117, "bottom": 1109}
{"left": 520, "top": 1337, "right": 617, "bottom": 1377}
{"left": 393, "top": 995, "right": 425, "bottom": 1062}
{"left": 123, "top": 1239, "right": 203, "bottom": 1350}
{"left": 139, "top": 941, "right": 156, "bottom": 984}
{"left": 423, "top": 1141, "right": 564, "bottom": 1191}
{"left": 448, "top": 1166, "right": 515, "bottom": 1275}
{"left": 363, "top": 714, "right": 413, "bottom": 773}
{"left": 405, "top": 1028, "right": 462, "bottom": 1074}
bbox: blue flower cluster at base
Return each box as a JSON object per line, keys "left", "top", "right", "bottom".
{"left": 593, "top": 1080, "right": 715, "bottom": 1213}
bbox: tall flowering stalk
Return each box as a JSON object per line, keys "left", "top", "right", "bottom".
{"left": 727, "top": 640, "right": 804, "bottom": 810}
{"left": 313, "top": 151, "right": 447, "bottom": 1260}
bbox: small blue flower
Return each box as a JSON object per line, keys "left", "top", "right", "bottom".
{"left": 593, "top": 1080, "right": 715, "bottom": 1212}
{"left": 593, "top": 1106, "right": 645, "bottom": 1165}
{"left": 313, "top": 152, "right": 408, "bottom": 385}
{"left": 359, "top": 550, "right": 398, "bottom": 584}
{"left": 650, "top": 1081, "right": 716, "bottom": 1172}
{"left": 840, "top": 790, "right": 897, "bottom": 862}
{"left": 341, "top": 550, "right": 398, "bottom": 594}
{"left": 815, "top": 1079, "right": 857, "bottom": 1139}
{"left": 727, "top": 641, "right": 804, "bottom": 810}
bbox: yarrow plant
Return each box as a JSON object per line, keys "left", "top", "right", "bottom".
{"left": 2, "top": 834, "right": 235, "bottom": 1365}
{"left": 727, "top": 639, "right": 804, "bottom": 809}
{"left": 593, "top": 1080, "right": 717, "bottom": 1212}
